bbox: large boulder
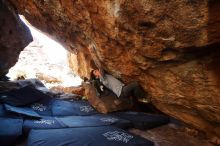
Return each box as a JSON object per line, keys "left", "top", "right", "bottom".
{"left": 7, "top": 0, "right": 220, "bottom": 138}
{"left": 0, "top": 0, "right": 32, "bottom": 77}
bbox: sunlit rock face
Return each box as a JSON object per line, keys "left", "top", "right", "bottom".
{"left": 0, "top": 0, "right": 32, "bottom": 77}
{"left": 7, "top": 0, "right": 220, "bottom": 138}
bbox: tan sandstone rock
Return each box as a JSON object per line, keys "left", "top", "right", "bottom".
{"left": 4, "top": 0, "right": 220, "bottom": 138}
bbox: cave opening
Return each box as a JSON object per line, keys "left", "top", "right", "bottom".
{"left": 7, "top": 15, "right": 82, "bottom": 89}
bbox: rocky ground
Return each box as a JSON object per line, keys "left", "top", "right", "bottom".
{"left": 130, "top": 124, "right": 215, "bottom": 146}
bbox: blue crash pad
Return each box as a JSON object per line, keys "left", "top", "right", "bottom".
{"left": 23, "top": 116, "right": 65, "bottom": 132}
{"left": 0, "top": 104, "right": 6, "bottom": 117}
{"left": 27, "top": 126, "right": 154, "bottom": 146}
{"left": 52, "top": 99, "right": 98, "bottom": 116}
{"left": 30, "top": 97, "right": 54, "bottom": 116}
{"left": 87, "top": 114, "right": 132, "bottom": 129}
{"left": 0, "top": 118, "right": 23, "bottom": 146}
{"left": 56, "top": 114, "right": 132, "bottom": 129}
{"left": 4, "top": 104, "right": 41, "bottom": 118}
{"left": 0, "top": 86, "right": 49, "bottom": 106}
{"left": 112, "top": 111, "right": 170, "bottom": 130}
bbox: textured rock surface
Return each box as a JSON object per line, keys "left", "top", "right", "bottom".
{"left": 50, "top": 85, "right": 84, "bottom": 96}
{"left": 0, "top": 0, "right": 32, "bottom": 77}
{"left": 130, "top": 124, "right": 214, "bottom": 146}
{"left": 7, "top": 0, "right": 220, "bottom": 138}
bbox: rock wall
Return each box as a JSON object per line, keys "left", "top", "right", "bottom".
{"left": 0, "top": 0, "right": 32, "bottom": 77}
{"left": 7, "top": 0, "right": 220, "bottom": 138}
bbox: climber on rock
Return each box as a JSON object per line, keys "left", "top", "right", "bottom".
{"left": 90, "top": 68, "right": 150, "bottom": 104}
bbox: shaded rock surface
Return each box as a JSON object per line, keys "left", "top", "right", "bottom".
{"left": 0, "top": 0, "right": 32, "bottom": 77}
{"left": 130, "top": 124, "right": 214, "bottom": 146}
{"left": 4, "top": 0, "right": 220, "bottom": 139}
